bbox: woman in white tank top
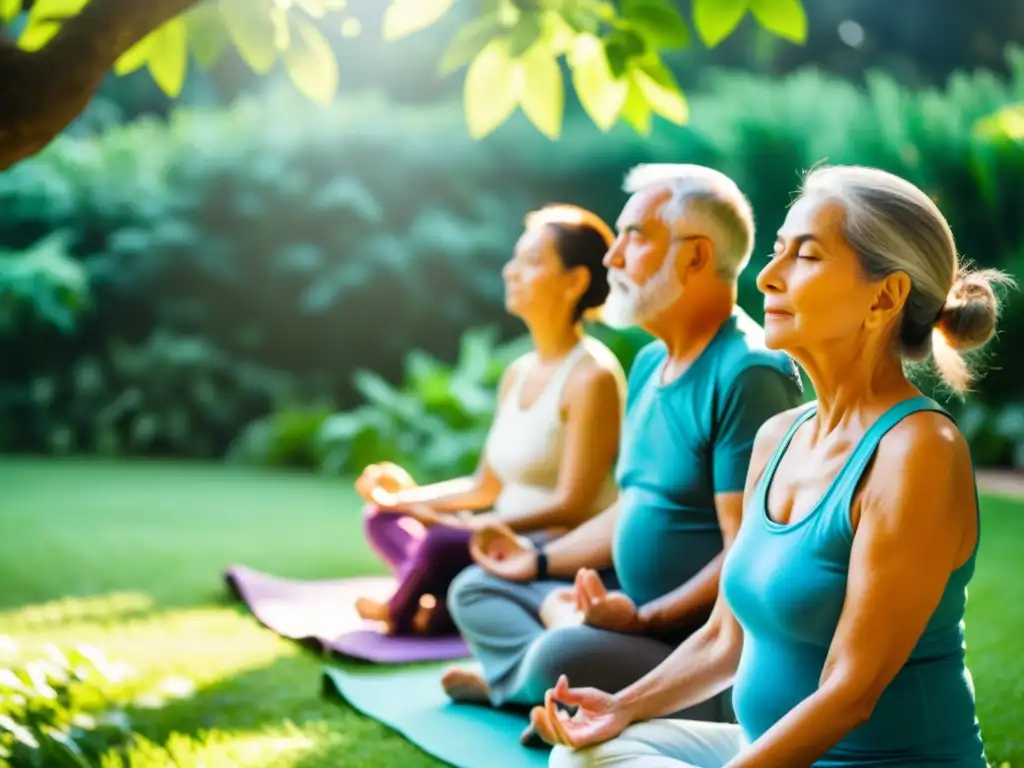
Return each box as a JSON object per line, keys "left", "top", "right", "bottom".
{"left": 354, "top": 204, "right": 627, "bottom": 636}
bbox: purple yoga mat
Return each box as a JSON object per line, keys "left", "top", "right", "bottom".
{"left": 224, "top": 564, "right": 469, "bottom": 664}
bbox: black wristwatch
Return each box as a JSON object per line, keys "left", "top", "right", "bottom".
{"left": 535, "top": 546, "right": 549, "bottom": 581}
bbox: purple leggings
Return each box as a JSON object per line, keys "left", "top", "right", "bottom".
{"left": 363, "top": 504, "right": 474, "bottom": 636}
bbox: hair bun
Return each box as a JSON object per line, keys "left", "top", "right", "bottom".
{"left": 934, "top": 268, "right": 1011, "bottom": 352}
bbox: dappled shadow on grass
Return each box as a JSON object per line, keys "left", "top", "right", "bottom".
{"left": 0, "top": 591, "right": 160, "bottom": 634}
{"left": 127, "top": 651, "right": 332, "bottom": 741}
{"left": 125, "top": 642, "right": 444, "bottom": 767}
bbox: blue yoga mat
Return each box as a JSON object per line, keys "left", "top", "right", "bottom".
{"left": 322, "top": 664, "right": 550, "bottom": 768}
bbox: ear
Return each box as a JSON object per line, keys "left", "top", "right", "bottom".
{"left": 865, "top": 271, "right": 912, "bottom": 330}
{"left": 566, "top": 264, "right": 591, "bottom": 301}
{"left": 674, "top": 237, "right": 714, "bottom": 282}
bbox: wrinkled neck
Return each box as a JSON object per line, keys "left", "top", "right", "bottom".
{"left": 795, "top": 335, "right": 918, "bottom": 439}
{"left": 644, "top": 284, "right": 736, "bottom": 375}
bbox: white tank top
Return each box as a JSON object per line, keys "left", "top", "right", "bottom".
{"left": 483, "top": 337, "right": 621, "bottom": 517}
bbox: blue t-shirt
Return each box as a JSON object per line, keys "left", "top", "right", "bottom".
{"left": 611, "top": 309, "right": 804, "bottom": 609}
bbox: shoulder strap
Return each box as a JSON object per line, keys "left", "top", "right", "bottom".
{"left": 544, "top": 341, "right": 591, "bottom": 407}
{"left": 500, "top": 353, "right": 535, "bottom": 410}
{"left": 829, "top": 395, "right": 951, "bottom": 505}
{"left": 755, "top": 403, "right": 818, "bottom": 501}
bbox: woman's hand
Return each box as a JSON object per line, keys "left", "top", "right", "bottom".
{"left": 574, "top": 568, "right": 643, "bottom": 633}
{"left": 529, "top": 675, "right": 634, "bottom": 750}
{"left": 469, "top": 523, "right": 538, "bottom": 581}
{"left": 355, "top": 462, "right": 417, "bottom": 503}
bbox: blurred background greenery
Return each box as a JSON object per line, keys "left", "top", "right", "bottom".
{"left": 4, "top": 0, "right": 1024, "bottom": 479}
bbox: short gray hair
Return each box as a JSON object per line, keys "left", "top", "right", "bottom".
{"left": 622, "top": 163, "right": 755, "bottom": 281}
{"left": 800, "top": 165, "right": 1014, "bottom": 393}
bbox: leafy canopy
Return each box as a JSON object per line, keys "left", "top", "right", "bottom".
{"left": 4, "top": 0, "right": 808, "bottom": 138}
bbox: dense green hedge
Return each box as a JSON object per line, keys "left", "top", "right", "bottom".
{"left": 2, "top": 50, "right": 1024, "bottom": 465}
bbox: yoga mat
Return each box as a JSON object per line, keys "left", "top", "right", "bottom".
{"left": 224, "top": 564, "right": 469, "bottom": 663}
{"left": 322, "top": 664, "right": 549, "bottom": 768}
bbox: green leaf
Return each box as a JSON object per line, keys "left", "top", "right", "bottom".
{"left": 507, "top": 13, "right": 541, "bottom": 57}
{"left": 382, "top": 0, "right": 453, "bottom": 41}
{"left": 17, "top": 18, "right": 60, "bottom": 51}
{"left": 620, "top": 0, "right": 690, "bottom": 50}
{"left": 42, "top": 729, "right": 91, "bottom": 768}
{"left": 620, "top": 75, "right": 652, "bottom": 135}
{"left": 633, "top": 55, "right": 687, "bottom": 124}
{"left": 748, "top": 0, "right": 807, "bottom": 43}
{"left": 281, "top": 16, "right": 339, "bottom": 104}
{"left": 0, "top": 0, "right": 21, "bottom": 24}
{"left": 28, "top": 0, "right": 88, "bottom": 15}
{"left": 219, "top": 0, "right": 278, "bottom": 74}
{"left": 114, "top": 31, "right": 157, "bottom": 76}
{"left": 457, "top": 326, "right": 500, "bottom": 380}
{"left": 186, "top": 3, "right": 229, "bottom": 68}
{"left": 145, "top": 17, "right": 189, "bottom": 97}
{"left": 438, "top": 13, "right": 503, "bottom": 76}
{"left": 295, "top": 0, "right": 328, "bottom": 17}
{"left": 973, "top": 102, "right": 1024, "bottom": 142}
{"left": 463, "top": 37, "right": 518, "bottom": 139}
{"left": 271, "top": 4, "right": 290, "bottom": 50}
{"left": 692, "top": 0, "right": 748, "bottom": 48}
{"left": 569, "top": 33, "right": 627, "bottom": 131}
{"left": 603, "top": 28, "right": 646, "bottom": 78}
{"left": 340, "top": 17, "right": 361, "bottom": 37}
{"left": 561, "top": 3, "right": 604, "bottom": 34}
{"left": 517, "top": 43, "right": 564, "bottom": 140}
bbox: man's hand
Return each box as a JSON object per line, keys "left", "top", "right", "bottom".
{"left": 539, "top": 587, "right": 584, "bottom": 629}
{"left": 469, "top": 522, "right": 538, "bottom": 581}
{"left": 530, "top": 675, "right": 634, "bottom": 750}
{"left": 574, "top": 568, "right": 643, "bottom": 633}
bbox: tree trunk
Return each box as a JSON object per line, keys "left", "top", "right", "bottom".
{"left": 0, "top": 0, "right": 203, "bottom": 171}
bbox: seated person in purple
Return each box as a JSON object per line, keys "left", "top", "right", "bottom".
{"left": 354, "top": 204, "right": 626, "bottom": 636}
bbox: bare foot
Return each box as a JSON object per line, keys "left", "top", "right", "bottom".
{"left": 441, "top": 664, "right": 491, "bottom": 704}
{"left": 411, "top": 602, "right": 435, "bottom": 635}
{"left": 355, "top": 597, "right": 390, "bottom": 623}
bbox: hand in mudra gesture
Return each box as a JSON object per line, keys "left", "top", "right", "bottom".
{"left": 469, "top": 522, "right": 538, "bottom": 582}
{"left": 573, "top": 568, "right": 643, "bottom": 633}
{"left": 355, "top": 462, "right": 416, "bottom": 505}
{"left": 529, "top": 674, "right": 633, "bottom": 750}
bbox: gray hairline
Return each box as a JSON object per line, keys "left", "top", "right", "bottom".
{"left": 621, "top": 166, "right": 754, "bottom": 282}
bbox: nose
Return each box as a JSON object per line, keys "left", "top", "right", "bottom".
{"left": 756, "top": 254, "right": 785, "bottom": 296}
{"left": 502, "top": 260, "right": 516, "bottom": 280}
{"left": 603, "top": 238, "right": 625, "bottom": 269}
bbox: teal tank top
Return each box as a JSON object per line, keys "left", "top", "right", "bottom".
{"left": 721, "top": 396, "right": 986, "bottom": 767}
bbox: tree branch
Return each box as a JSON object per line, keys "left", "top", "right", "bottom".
{"left": 0, "top": 0, "right": 203, "bottom": 171}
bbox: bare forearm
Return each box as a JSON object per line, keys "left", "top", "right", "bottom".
{"left": 638, "top": 552, "right": 724, "bottom": 633}
{"left": 391, "top": 477, "right": 497, "bottom": 512}
{"left": 618, "top": 621, "right": 740, "bottom": 722}
{"left": 543, "top": 502, "right": 620, "bottom": 578}
{"left": 497, "top": 493, "right": 602, "bottom": 534}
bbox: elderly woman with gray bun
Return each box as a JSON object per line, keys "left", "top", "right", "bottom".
{"left": 531, "top": 165, "right": 1013, "bottom": 768}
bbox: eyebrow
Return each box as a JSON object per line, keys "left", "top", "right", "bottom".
{"left": 616, "top": 222, "right": 643, "bottom": 234}
{"left": 774, "top": 233, "right": 820, "bottom": 246}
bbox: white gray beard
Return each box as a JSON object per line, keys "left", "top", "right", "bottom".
{"left": 602, "top": 260, "right": 682, "bottom": 329}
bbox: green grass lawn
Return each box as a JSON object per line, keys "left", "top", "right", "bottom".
{"left": 1, "top": 458, "right": 1022, "bottom": 767}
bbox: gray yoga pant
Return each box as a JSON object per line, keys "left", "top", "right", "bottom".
{"left": 446, "top": 565, "right": 732, "bottom": 721}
